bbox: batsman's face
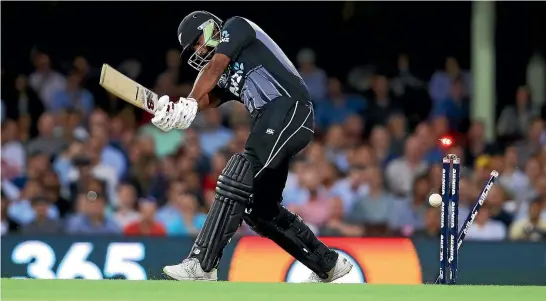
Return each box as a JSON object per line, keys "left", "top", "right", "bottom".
{"left": 194, "top": 34, "right": 214, "bottom": 56}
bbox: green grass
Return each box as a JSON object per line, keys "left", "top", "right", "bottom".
{"left": 1, "top": 279, "right": 545, "bottom": 301}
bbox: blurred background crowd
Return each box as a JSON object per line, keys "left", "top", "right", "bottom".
{"left": 1, "top": 2, "right": 545, "bottom": 242}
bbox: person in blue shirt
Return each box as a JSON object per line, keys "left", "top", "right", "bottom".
{"left": 315, "top": 77, "right": 367, "bottom": 130}
{"left": 430, "top": 78, "right": 469, "bottom": 132}
{"left": 159, "top": 193, "right": 206, "bottom": 236}
{"left": 50, "top": 72, "right": 94, "bottom": 119}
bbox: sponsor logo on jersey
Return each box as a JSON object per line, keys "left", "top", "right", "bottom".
{"left": 221, "top": 30, "right": 230, "bottom": 43}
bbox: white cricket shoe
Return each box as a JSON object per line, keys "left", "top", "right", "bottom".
{"left": 305, "top": 254, "right": 353, "bottom": 283}
{"left": 163, "top": 258, "right": 218, "bottom": 281}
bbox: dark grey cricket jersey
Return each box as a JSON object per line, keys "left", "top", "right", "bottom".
{"left": 214, "top": 17, "right": 311, "bottom": 115}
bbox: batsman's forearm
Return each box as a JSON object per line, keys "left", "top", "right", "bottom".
{"left": 189, "top": 63, "right": 224, "bottom": 111}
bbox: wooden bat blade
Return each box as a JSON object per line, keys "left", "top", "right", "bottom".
{"left": 99, "top": 64, "right": 158, "bottom": 113}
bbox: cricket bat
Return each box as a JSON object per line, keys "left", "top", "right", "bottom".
{"left": 99, "top": 64, "right": 158, "bottom": 113}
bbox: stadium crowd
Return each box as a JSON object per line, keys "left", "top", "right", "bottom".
{"left": 1, "top": 48, "right": 545, "bottom": 242}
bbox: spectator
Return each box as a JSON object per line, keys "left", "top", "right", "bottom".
{"left": 52, "top": 140, "right": 85, "bottom": 187}
{"left": 305, "top": 141, "right": 328, "bottom": 165}
{"left": 11, "top": 150, "right": 51, "bottom": 190}
{"left": 509, "top": 197, "right": 546, "bottom": 241}
{"left": 66, "top": 193, "right": 120, "bottom": 235}
{"left": 297, "top": 48, "right": 327, "bottom": 102}
{"left": 8, "top": 179, "right": 59, "bottom": 225}
{"left": 343, "top": 114, "right": 365, "bottom": 148}
{"left": 1, "top": 119, "right": 25, "bottom": 179}
{"left": 427, "top": 163, "right": 443, "bottom": 193}
{"left": 320, "top": 197, "right": 364, "bottom": 237}
{"left": 50, "top": 72, "right": 94, "bottom": 118}
{"left": 323, "top": 125, "right": 350, "bottom": 172}
{"left": 331, "top": 164, "right": 369, "bottom": 215}
{"left": 514, "top": 118, "right": 544, "bottom": 168}
{"left": 486, "top": 185, "right": 514, "bottom": 229}
{"left": 184, "top": 172, "right": 204, "bottom": 205}
{"left": 113, "top": 183, "right": 140, "bottom": 228}
{"left": 139, "top": 115, "right": 183, "bottom": 159}
{"left": 347, "top": 144, "right": 376, "bottom": 168}
{"left": 156, "top": 180, "right": 187, "bottom": 223}
{"left": 203, "top": 150, "right": 229, "bottom": 197}
{"left": 72, "top": 56, "right": 104, "bottom": 107}
{"left": 28, "top": 53, "right": 66, "bottom": 109}
{"left": 42, "top": 170, "right": 72, "bottom": 218}
{"left": 516, "top": 175, "right": 546, "bottom": 221}
{"left": 430, "top": 78, "right": 470, "bottom": 132}
{"left": 386, "top": 113, "right": 408, "bottom": 157}
{"left": 1, "top": 192, "right": 20, "bottom": 235}
{"left": 363, "top": 74, "right": 403, "bottom": 129}
{"left": 124, "top": 154, "right": 164, "bottom": 201}
{"left": 414, "top": 122, "right": 443, "bottom": 165}
{"left": 226, "top": 123, "right": 250, "bottom": 155}
{"left": 497, "top": 86, "right": 538, "bottom": 141}
{"left": 392, "top": 54, "right": 431, "bottom": 128}
{"left": 124, "top": 198, "right": 166, "bottom": 236}
{"left": 288, "top": 165, "right": 332, "bottom": 232}
{"left": 389, "top": 173, "right": 430, "bottom": 236}
{"left": 26, "top": 113, "right": 67, "bottom": 158}
{"left": 162, "top": 194, "right": 206, "bottom": 236}
{"left": 370, "top": 125, "right": 395, "bottom": 168}
{"left": 198, "top": 109, "right": 233, "bottom": 157}
{"left": 227, "top": 103, "right": 252, "bottom": 129}
{"left": 162, "top": 49, "right": 183, "bottom": 86}
{"left": 67, "top": 149, "right": 117, "bottom": 205}
{"left": 346, "top": 166, "right": 395, "bottom": 236}
{"left": 498, "top": 146, "right": 528, "bottom": 197}
{"left": 464, "top": 120, "right": 497, "bottom": 167}
{"left": 413, "top": 208, "right": 440, "bottom": 239}
{"left": 315, "top": 77, "right": 366, "bottom": 130}
{"left": 391, "top": 53, "right": 425, "bottom": 98}
{"left": 89, "top": 125, "right": 127, "bottom": 180}
{"left": 318, "top": 161, "right": 339, "bottom": 193}
{"left": 3, "top": 74, "right": 45, "bottom": 139}
{"left": 182, "top": 134, "right": 210, "bottom": 176}
{"left": 160, "top": 154, "right": 180, "bottom": 182}
{"left": 428, "top": 56, "right": 471, "bottom": 103}
{"left": 154, "top": 72, "right": 177, "bottom": 99}
{"left": 21, "top": 196, "right": 63, "bottom": 234}
{"left": 57, "top": 109, "right": 89, "bottom": 142}
{"left": 518, "top": 156, "right": 542, "bottom": 203}
{"left": 385, "top": 136, "right": 428, "bottom": 197}
{"left": 473, "top": 155, "right": 495, "bottom": 187}
{"left": 466, "top": 205, "right": 506, "bottom": 241}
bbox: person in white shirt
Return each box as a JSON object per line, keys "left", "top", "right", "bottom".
{"left": 1, "top": 120, "right": 26, "bottom": 179}
{"left": 385, "top": 136, "right": 428, "bottom": 197}
{"left": 28, "top": 53, "right": 66, "bottom": 109}
{"left": 466, "top": 205, "right": 507, "bottom": 241}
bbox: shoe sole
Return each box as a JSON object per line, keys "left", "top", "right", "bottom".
{"left": 162, "top": 267, "right": 218, "bottom": 281}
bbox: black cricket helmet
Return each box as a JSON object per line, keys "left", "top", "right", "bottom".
{"left": 177, "top": 11, "right": 223, "bottom": 71}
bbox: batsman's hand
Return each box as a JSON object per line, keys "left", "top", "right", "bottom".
{"left": 151, "top": 96, "right": 198, "bottom": 132}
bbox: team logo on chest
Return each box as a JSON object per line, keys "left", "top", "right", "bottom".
{"left": 229, "top": 62, "right": 244, "bottom": 97}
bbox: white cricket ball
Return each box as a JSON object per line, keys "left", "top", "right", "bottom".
{"left": 428, "top": 193, "right": 442, "bottom": 208}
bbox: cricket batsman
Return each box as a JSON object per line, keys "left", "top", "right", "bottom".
{"left": 154, "top": 11, "right": 352, "bottom": 282}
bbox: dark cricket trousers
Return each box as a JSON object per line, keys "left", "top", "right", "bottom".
{"left": 242, "top": 97, "right": 338, "bottom": 277}
{"left": 244, "top": 97, "right": 314, "bottom": 219}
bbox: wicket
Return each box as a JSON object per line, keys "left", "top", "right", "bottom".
{"left": 435, "top": 154, "right": 499, "bottom": 284}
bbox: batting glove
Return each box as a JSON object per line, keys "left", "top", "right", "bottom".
{"left": 151, "top": 96, "right": 198, "bottom": 132}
